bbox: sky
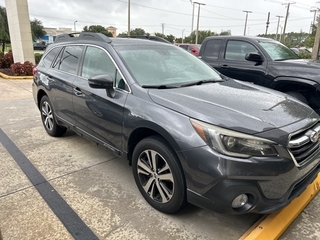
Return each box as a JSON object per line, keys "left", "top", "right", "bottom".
{"left": 0, "top": 0, "right": 319, "bottom": 38}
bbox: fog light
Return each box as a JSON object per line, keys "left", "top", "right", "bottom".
{"left": 232, "top": 194, "right": 248, "bottom": 208}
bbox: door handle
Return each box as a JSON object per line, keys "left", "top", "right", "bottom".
{"left": 221, "top": 65, "right": 230, "bottom": 69}
{"left": 74, "top": 87, "right": 84, "bottom": 97}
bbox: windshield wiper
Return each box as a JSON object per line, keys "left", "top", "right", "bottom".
{"left": 180, "top": 79, "right": 223, "bottom": 87}
{"left": 141, "top": 85, "right": 178, "bottom": 89}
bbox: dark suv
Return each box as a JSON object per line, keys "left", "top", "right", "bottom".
{"left": 32, "top": 32, "right": 320, "bottom": 215}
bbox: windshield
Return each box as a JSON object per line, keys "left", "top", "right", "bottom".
{"left": 258, "top": 40, "right": 299, "bottom": 61}
{"left": 115, "top": 44, "right": 222, "bottom": 87}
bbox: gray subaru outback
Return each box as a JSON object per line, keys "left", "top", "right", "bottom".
{"left": 32, "top": 32, "right": 320, "bottom": 214}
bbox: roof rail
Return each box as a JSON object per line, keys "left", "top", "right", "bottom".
{"left": 54, "top": 32, "right": 112, "bottom": 43}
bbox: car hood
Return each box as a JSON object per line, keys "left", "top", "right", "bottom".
{"left": 148, "top": 80, "right": 314, "bottom": 134}
{"left": 270, "top": 59, "right": 320, "bottom": 80}
{"left": 281, "top": 58, "right": 320, "bottom": 67}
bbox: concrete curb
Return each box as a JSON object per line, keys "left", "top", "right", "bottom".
{"left": 0, "top": 72, "right": 33, "bottom": 80}
{"left": 240, "top": 173, "right": 320, "bottom": 240}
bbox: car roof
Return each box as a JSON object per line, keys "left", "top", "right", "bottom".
{"left": 53, "top": 32, "right": 172, "bottom": 47}
{"left": 205, "top": 35, "right": 276, "bottom": 42}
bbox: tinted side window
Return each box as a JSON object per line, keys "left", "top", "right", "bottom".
{"left": 203, "top": 40, "right": 222, "bottom": 59}
{"left": 225, "top": 41, "right": 258, "bottom": 61}
{"left": 81, "top": 46, "right": 116, "bottom": 79}
{"left": 53, "top": 45, "right": 83, "bottom": 75}
{"left": 42, "top": 47, "right": 62, "bottom": 67}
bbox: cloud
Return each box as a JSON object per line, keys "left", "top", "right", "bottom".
{"left": 0, "top": 0, "right": 317, "bottom": 37}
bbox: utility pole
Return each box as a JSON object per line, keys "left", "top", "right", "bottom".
{"left": 182, "top": 29, "right": 185, "bottom": 43}
{"left": 281, "top": 2, "right": 296, "bottom": 43}
{"left": 194, "top": 2, "right": 205, "bottom": 44}
{"left": 276, "top": 15, "right": 283, "bottom": 41}
{"left": 191, "top": 2, "right": 195, "bottom": 33}
{"left": 312, "top": 16, "right": 320, "bottom": 59}
{"left": 310, "top": 8, "right": 318, "bottom": 34}
{"left": 161, "top": 23, "right": 165, "bottom": 35}
{"left": 128, "top": 0, "right": 130, "bottom": 36}
{"left": 243, "top": 10, "right": 252, "bottom": 36}
{"left": 265, "top": 12, "right": 270, "bottom": 35}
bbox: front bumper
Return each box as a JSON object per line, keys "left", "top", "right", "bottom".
{"left": 179, "top": 145, "right": 320, "bottom": 214}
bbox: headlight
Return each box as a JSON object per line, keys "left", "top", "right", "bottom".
{"left": 191, "top": 119, "right": 278, "bottom": 158}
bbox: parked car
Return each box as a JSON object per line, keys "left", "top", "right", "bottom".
{"left": 199, "top": 36, "right": 320, "bottom": 113}
{"left": 176, "top": 43, "right": 201, "bottom": 56}
{"left": 32, "top": 32, "right": 320, "bottom": 215}
{"left": 33, "top": 42, "right": 49, "bottom": 50}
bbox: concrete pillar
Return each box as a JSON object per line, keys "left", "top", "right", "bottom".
{"left": 5, "top": 0, "right": 34, "bottom": 64}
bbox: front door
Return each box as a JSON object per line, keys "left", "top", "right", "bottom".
{"left": 72, "top": 46, "right": 129, "bottom": 152}
{"left": 218, "top": 40, "right": 268, "bottom": 86}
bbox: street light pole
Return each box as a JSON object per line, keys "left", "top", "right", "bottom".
{"left": 276, "top": 15, "right": 283, "bottom": 41}
{"left": 243, "top": 11, "right": 252, "bottom": 36}
{"left": 194, "top": 2, "right": 205, "bottom": 44}
{"left": 128, "top": 0, "right": 131, "bottom": 36}
{"left": 74, "top": 20, "right": 77, "bottom": 32}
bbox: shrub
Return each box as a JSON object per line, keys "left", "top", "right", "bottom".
{"left": 298, "top": 51, "right": 312, "bottom": 59}
{"left": 2, "top": 50, "right": 14, "bottom": 68}
{"left": 34, "top": 53, "right": 43, "bottom": 64}
{"left": 11, "top": 61, "right": 34, "bottom": 76}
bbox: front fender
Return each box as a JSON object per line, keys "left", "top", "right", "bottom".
{"left": 271, "top": 77, "right": 320, "bottom": 91}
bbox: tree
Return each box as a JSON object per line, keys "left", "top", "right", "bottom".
{"left": 188, "top": 30, "right": 218, "bottom": 44}
{"left": 118, "top": 28, "right": 148, "bottom": 37}
{"left": 165, "top": 34, "right": 175, "bottom": 43}
{"left": 83, "top": 25, "right": 113, "bottom": 37}
{"left": 258, "top": 31, "right": 310, "bottom": 48}
{"left": 219, "top": 30, "right": 231, "bottom": 36}
{"left": 30, "top": 19, "right": 46, "bottom": 42}
{"left": 0, "top": 6, "right": 10, "bottom": 52}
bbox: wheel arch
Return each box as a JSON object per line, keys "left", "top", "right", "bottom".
{"left": 37, "top": 89, "right": 47, "bottom": 109}
{"left": 272, "top": 77, "right": 320, "bottom": 108}
{"left": 126, "top": 124, "right": 182, "bottom": 166}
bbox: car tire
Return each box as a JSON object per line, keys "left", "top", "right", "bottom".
{"left": 132, "top": 135, "right": 186, "bottom": 214}
{"left": 40, "top": 95, "right": 67, "bottom": 137}
{"left": 285, "top": 91, "right": 308, "bottom": 105}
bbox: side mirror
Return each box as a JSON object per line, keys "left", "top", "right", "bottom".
{"left": 245, "top": 52, "right": 263, "bottom": 63}
{"left": 88, "top": 74, "right": 115, "bottom": 98}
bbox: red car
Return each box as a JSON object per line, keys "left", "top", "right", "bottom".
{"left": 176, "top": 43, "right": 201, "bottom": 56}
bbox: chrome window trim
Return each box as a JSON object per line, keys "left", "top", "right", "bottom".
{"left": 81, "top": 44, "right": 131, "bottom": 94}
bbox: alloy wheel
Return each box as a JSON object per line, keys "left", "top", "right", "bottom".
{"left": 137, "top": 149, "right": 174, "bottom": 203}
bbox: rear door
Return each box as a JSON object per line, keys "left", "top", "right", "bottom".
{"left": 72, "top": 45, "right": 129, "bottom": 153}
{"left": 199, "top": 39, "right": 223, "bottom": 69}
{"left": 40, "top": 45, "right": 83, "bottom": 126}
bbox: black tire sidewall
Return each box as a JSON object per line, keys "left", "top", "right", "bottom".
{"left": 40, "top": 96, "right": 66, "bottom": 137}
{"left": 132, "top": 136, "right": 186, "bottom": 214}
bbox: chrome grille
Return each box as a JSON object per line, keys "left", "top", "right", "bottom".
{"left": 288, "top": 124, "right": 320, "bottom": 166}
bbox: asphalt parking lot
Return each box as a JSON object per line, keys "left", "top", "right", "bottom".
{"left": 0, "top": 77, "right": 320, "bottom": 239}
